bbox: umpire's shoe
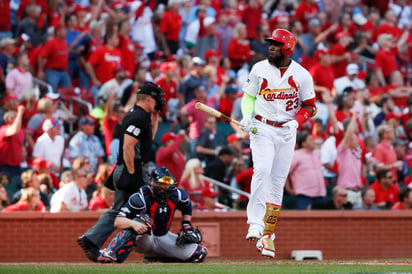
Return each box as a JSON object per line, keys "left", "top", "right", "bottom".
{"left": 77, "top": 235, "right": 100, "bottom": 262}
{"left": 256, "top": 234, "right": 275, "bottom": 258}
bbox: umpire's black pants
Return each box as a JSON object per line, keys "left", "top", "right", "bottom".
{"left": 83, "top": 163, "right": 141, "bottom": 248}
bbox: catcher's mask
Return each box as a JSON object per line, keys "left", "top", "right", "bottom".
{"left": 151, "top": 167, "right": 177, "bottom": 201}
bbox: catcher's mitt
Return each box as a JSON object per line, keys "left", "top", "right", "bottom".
{"left": 133, "top": 213, "right": 154, "bottom": 235}
{"left": 176, "top": 221, "right": 202, "bottom": 246}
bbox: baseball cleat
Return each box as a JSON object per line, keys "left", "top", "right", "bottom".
{"left": 97, "top": 249, "right": 116, "bottom": 263}
{"left": 246, "top": 228, "right": 261, "bottom": 241}
{"left": 256, "top": 234, "right": 275, "bottom": 258}
{"left": 77, "top": 235, "right": 100, "bottom": 262}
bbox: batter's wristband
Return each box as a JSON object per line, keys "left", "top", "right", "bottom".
{"left": 182, "top": 220, "right": 192, "bottom": 229}
{"left": 295, "top": 108, "right": 311, "bottom": 127}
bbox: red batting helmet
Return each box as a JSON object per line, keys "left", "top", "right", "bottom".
{"left": 265, "top": 29, "right": 296, "bottom": 56}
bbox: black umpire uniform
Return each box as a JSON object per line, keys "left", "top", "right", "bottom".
{"left": 78, "top": 82, "right": 165, "bottom": 261}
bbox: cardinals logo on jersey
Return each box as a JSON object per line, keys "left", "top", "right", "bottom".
{"left": 258, "top": 77, "right": 299, "bottom": 101}
{"left": 288, "top": 76, "right": 299, "bottom": 92}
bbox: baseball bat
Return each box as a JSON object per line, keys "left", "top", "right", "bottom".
{"left": 195, "top": 102, "right": 257, "bottom": 134}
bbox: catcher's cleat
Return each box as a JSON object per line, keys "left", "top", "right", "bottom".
{"left": 97, "top": 249, "right": 117, "bottom": 263}
{"left": 246, "top": 228, "right": 261, "bottom": 241}
{"left": 77, "top": 235, "right": 100, "bottom": 262}
{"left": 256, "top": 234, "right": 275, "bottom": 258}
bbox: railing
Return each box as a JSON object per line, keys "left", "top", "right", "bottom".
{"left": 201, "top": 174, "right": 251, "bottom": 199}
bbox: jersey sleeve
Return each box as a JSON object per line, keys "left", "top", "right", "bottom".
{"left": 242, "top": 65, "right": 260, "bottom": 97}
{"left": 123, "top": 114, "right": 146, "bottom": 140}
{"left": 300, "top": 70, "right": 316, "bottom": 101}
{"left": 176, "top": 188, "right": 192, "bottom": 216}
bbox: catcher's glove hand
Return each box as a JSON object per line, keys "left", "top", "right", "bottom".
{"left": 133, "top": 213, "right": 154, "bottom": 235}
{"left": 176, "top": 221, "right": 202, "bottom": 246}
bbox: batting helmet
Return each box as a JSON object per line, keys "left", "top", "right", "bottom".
{"left": 151, "top": 167, "right": 177, "bottom": 201}
{"left": 265, "top": 29, "right": 296, "bottom": 56}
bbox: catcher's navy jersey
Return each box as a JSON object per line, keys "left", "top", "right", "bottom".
{"left": 117, "top": 185, "right": 192, "bottom": 236}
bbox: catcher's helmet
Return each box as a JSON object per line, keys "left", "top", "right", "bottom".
{"left": 265, "top": 29, "right": 296, "bottom": 56}
{"left": 151, "top": 167, "right": 177, "bottom": 201}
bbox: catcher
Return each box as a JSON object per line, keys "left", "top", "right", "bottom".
{"left": 98, "top": 166, "right": 207, "bottom": 263}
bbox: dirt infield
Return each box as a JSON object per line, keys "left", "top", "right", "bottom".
{"left": 1, "top": 260, "right": 411, "bottom": 266}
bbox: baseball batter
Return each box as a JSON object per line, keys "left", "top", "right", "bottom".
{"left": 240, "top": 29, "right": 317, "bottom": 258}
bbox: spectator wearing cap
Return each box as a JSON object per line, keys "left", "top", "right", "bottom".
{"left": 146, "top": 60, "right": 162, "bottom": 83}
{"left": 250, "top": 23, "right": 270, "bottom": 64}
{"left": 217, "top": 83, "right": 238, "bottom": 119}
{"left": 294, "top": 0, "right": 320, "bottom": 33}
{"left": 285, "top": 131, "right": 327, "bottom": 209}
{"left": 375, "top": 33, "right": 398, "bottom": 86}
{"left": 215, "top": 10, "right": 234, "bottom": 58}
{"left": 25, "top": 97, "right": 58, "bottom": 153}
{"left": 5, "top": 52, "right": 33, "bottom": 100}
{"left": 32, "top": 118, "right": 66, "bottom": 174}
{"left": 373, "top": 124, "right": 402, "bottom": 184}
{"left": 38, "top": 23, "right": 72, "bottom": 93}
{"left": 69, "top": 116, "right": 105, "bottom": 172}
{"left": 0, "top": 106, "right": 25, "bottom": 178}
{"left": 334, "top": 64, "right": 366, "bottom": 96}
{"left": 155, "top": 62, "right": 179, "bottom": 121}
{"left": 85, "top": 32, "right": 122, "bottom": 104}
{"left": 16, "top": 4, "right": 48, "bottom": 48}
{"left": 329, "top": 31, "right": 353, "bottom": 78}
{"left": 118, "top": 20, "right": 136, "bottom": 78}
{"left": 197, "top": 186, "right": 229, "bottom": 211}
{"left": 204, "top": 49, "right": 228, "bottom": 86}
{"left": 0, "top": 93, "right": 18, "bottom": 126}
{"left": 156, "top": 130, "right": 186, "bottom": 181}
{"left": 204, "top": 146, "right": 235, "bottom": 207}
{"left": 228, "top": 22, "right": 253, "bottom": 72}
{"left": 370, "top": 168, "right": 399, "bottom": 209}
{"left": 385, "top": 70, "right": 412, "bottom": 109}
{"left": 392, "top": 186, "right": 412, "bottom": 210}
{"left": 0, "top": 37, "right": 16, "bottom": 78}
{"left": 177, "top": 56, "right": 207, "bottom": 106}
{"left": 226, "top": 133, "right": 242, "bottom": 159}
{"left": 159, "top": 0, "right": 182, "bottom": 57}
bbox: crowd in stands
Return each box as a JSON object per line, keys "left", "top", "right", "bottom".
{"left": 1, "top": 0, "right": 412, "bottom": 213}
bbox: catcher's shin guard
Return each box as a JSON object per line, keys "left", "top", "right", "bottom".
{"left": 98, "top": 229, "right": 137, "bottom": 263}
{"left": 187, "top": 245, "right": 208, "bottom": 263}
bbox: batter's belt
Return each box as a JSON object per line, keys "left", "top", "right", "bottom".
{"left": 255, "top": 115, "right": 286, "bottom": 128}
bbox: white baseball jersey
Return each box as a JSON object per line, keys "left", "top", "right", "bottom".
{"left": 242, "top": 59, "right": 315, "bottom": 122}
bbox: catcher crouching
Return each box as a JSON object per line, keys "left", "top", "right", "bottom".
{"left": 98, "top": 166, "right": 207, "bottom": 263}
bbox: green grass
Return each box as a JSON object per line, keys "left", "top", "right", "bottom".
{"left": 1, "top": 260, "right": 412, "bottom": 274}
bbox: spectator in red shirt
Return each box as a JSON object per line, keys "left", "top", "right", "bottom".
{"left": 370, "top": 169, "right": 400, "bottom": 209}
{"left": 329, "top": 31, "right": 353, "bottom": 78}
{"left": 391, "top": 186, "right": 412, "bottom": 210}
{"left": 2, "top": 187, "right": 46, "bottom": 212}
{"left": 159, "top": 0, "right": 182, "bottom": 56}
{"left": 241, "top": 0, "right": 262, "bottom": 40}
{"left": 385, "top": 70, "right": 412, "bottom": 109}
{"left": 374, "top": 33, "right": 398, "bottom": 86}
{"left": 0, "top": 93, "right": 18, "bottom": 126}
{"left": 375, "top": 9, "right": 401, "bottom": 41}
{"left": 156, "top": 130, "right": 186, "bottom": 181}
{"left": 217, "top": 83, "right": 239, "bottom": 120}
{"left": 85, "top": 32, "right": 122, "bottom": 103}
{"left": 118, "top": 20, "right": 136, "bottom": 79}
{"left": 373, "top": 125, "right": 403, "bottom": 183}
{"left": 39, "top": 24, "right": 71, "bottom": 93}
{"left": 228, "top": 22, "right": 253, "bottom": 71}
{"left": 0, "top": 0, "right": 11, "bottom": 39}
{"left": 155, "top": 61, "right": 179, "bottom": 121}
{"left": 294, "top": 0, "right": 320, "bottom": 33}
{"left": 89, "top": 185, "right": 115, "bottom": 211}
{"left": 204, "top": 49, "right": 228, "bottom": 86}
{"left": 0, "top": 106, "right": 24, "bottom": 178}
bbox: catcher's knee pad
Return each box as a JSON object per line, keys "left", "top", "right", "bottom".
{"left": 187, "top": 245, "right": 208, "bottom": 263}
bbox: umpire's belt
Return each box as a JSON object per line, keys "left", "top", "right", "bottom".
{"left": 255, "top": 115, "right": 285, "bottom": 128}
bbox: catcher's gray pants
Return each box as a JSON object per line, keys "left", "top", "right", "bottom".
{"left": 134, "top": 232, "right": 198, "bottom": 260}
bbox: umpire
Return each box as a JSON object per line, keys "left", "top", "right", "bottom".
{"left": 77, "top": 81, "right": 166, "bottom": 262}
